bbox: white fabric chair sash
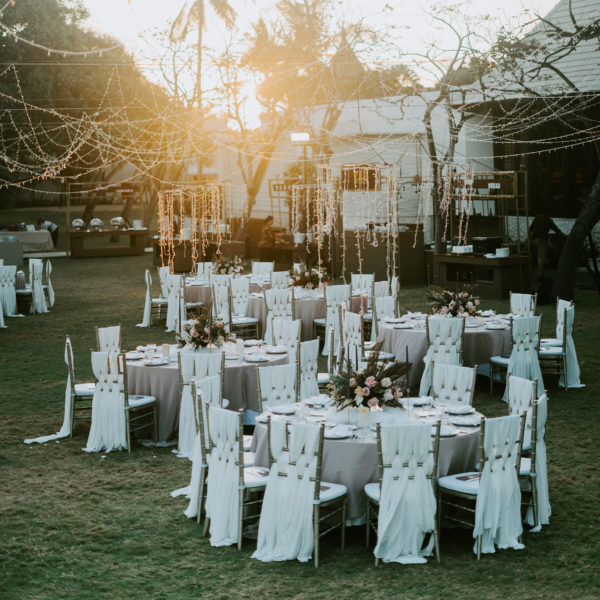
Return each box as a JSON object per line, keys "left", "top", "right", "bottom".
{"left": 431, "top": 363, "right": 475, "bottom": 406}
{"left": 373, "top": 280, "right": 389, "bottom": 298}
{"left": 137, "top": 268, "right": 152, "bottom": 328}
{"left": 507, "top": 375, "right": 536, "bottom": 449}
{"left": 504, "top": 316, "right": 544, "bottom": 401}
{"left": 473, "top": 415, "right": 524, "bottom": 554}
{"left": 561, "top": 306, "right": 584, "bottom": 388}
{"left": 30, "top": 261, "right": 48, "bottom": 314}
{"left": 165, "top": 274, "right": 183, "bottom": 332}
{"left": 230, "top": 277, "right": 250, "bottom": 316}
{"left": 258, "top": 363, "right": 297, "bottom": 411}
{"left": 271, "top": 318, "right": 300, "bottom": 364}
{"left": 270, "top": 271, "right": 290, "bottom": 290}
{"left": 211, "top": 273, "right": 233, "bottom": 286}
{"left": 252, "top": 261, "right": 274, "bottom": 274}
{"left": 299, "top": 339, "right": 320, "bottom": 399}
{"left": 342, "top": 310, "right": 363, "bottom": 370}
{"left": 264, "top": 288, "right": 293, "bottom": 345}
{"left": 0, "top": 265, "right": 20, "bottom": 317}
{"left": 212, "top": 282, "right": 231, "bottom": 327}
{"left": 84, "top": 351, "right": 127, "bottom": 453}
{"left": 510, "top": 293, "right": 535, "bottom": 317}
{"left": 374, "top": 423, "right": 436, "bottom": 564}
{"left": 205, "top": 406, "right": 241, "bottom": 546}
{"left": 196, "top": 261, "right": 213, "bottom": 277}
{"left": 97, "top": 325, "right": 121, "bottom": 352}
{"left": 158, "top": 266, "right": 171, "bottom": 298}
{"left": 253, "top": 422, "right": 321, "bottom": 562}
{"left": 372, "top": 295, "right": 396, "bottom": 341}
{"left": 390, "top": 276, "right": 399, "bottom": 299}
{"left": 351, "top": 273, "right": 374, "bottom": 295}
{"left": 321, "top": 284, "right": 350, "bottom": 356}
{"left": 24, "top": 337, "right": 76, "bottom": 443}
{"left": 45, "top": 259, "right": 55, "bottom": 308}
{"left": 0, "top": 295, "right": 4, "bottom": 328}
{"left": 526, "top": 394, "right": 551, "bottom": 530}
{"left": 419, "top": 317, "right": 464, "bottom": 396}
{"left": 177, "top": 353, "right": 223, "bottom": 459}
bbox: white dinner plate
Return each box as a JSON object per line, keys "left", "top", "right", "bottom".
{"left": 270, "top": 404, "right": 297, "bottom": 415}
{"left": 435, "top": 425, "right": 458, "bottom": 437}
{"left": 405, "top": 396, "right": 432, "bottom": 407}
{"left": 243, "top": 354, "right": 268, "bottom": 363}
{"left": 446, "top": 405, "right": 475, "bottom": 415}
{"left": 144, "top": 358, "right": 169, "bottom": 366}
{"left": 383, "top": 317, "right": 405, "bottom": 324}
{"left": 324, "top": 427, "right": 353, "bottom": 440}
{"left": 485, "top": 322, "right": 506, "bottom": 330}
{"left": 225, "top": 354, "right": 240, "bottom": 360}
{"left": 450, "top": 416, "right": 481, "bottom": 427}
{"left": 394, "top": 323, "right": 414, "bottom": 329}
{"left": 264, "top": 345, "right": 288, "bottom": 354}
{"left": 464, "top": 319, "right": 480, "bottom": 328}
{"left": 126, "top": 351, "right": 143, "bottom": 360}
{"left": 244, "top": 339, "right": 263, "bottom": 347}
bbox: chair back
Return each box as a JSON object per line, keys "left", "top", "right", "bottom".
{"left": 555, "top": 298, "right": 572, "bottom": 339}
{"left": 351, "top": 273, "right": 374, "bottom": 294}
{"left": 45, "top": 259, "right": 55, "bottom": 307}
{"left": 373, "top": 280, "right": 389, "bottom": 298}
{"left": 179, "top": 350, "right": 224, "bottom": 384}
{"left": 322, "top": 284, "right": 351, "bottom": 355}
{"left": 211, "top": 273, "right": 233, "bottom": 286}
{"left": 271, "top": 318, "right": 301, "bottom": 364}
{"left": 270, "top": 270, "right": 290, "bottom": 290}
{"left": 507, "top": 316, "right": 544, "bottom": 396}
{"left": 165, "top": 274, "right": 183, "bottom": 332}
{"left": 430, "top": 362, "right": 476, "bottom": 406}
{"left": 65, "top": 336, "right": 76, "bottom": 391}
{"left": 195, "top": 261, "right": 213, "bottom": 277}
{"left": 30, "top": 261, "right": 48, "bottom": 314}
{"left": 230, "top": 277, "right": 250, "bottom": 315}
{"left": 342, "top": 310, "right": 363, "bottom": 370}
{"left": 211, "top": 281, "right": 231, "bottom": 325}
{"left": 264, "top": 288, "right": 294, "bottom": 344}
{"left": 0, "top": 265, "right": 17, "bottom": 316}
{"left": 96, "top": 325, "right": 121, "bottom": 352}
{"left": 257, "top": 363, "right": 298, "bottom": 412}
{"left": 425, "top": 317, "right": 464, "bottom": 364}
{"left": 298, "top": 339, "right": 320, "bottom": 399}
{"left": 510, "top": 292, "right": 537, "bottom": 317}
{"left": 252, "top": 261, "right": 275, "bottom": 275}
{"left": 157, "top": 266, "right": 171, "bottom": 298}
{"left": 373, "top": 295, "right": 396, "bottom": 339}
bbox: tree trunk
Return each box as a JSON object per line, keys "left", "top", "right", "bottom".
{"left": 552, "top": 169, "right": 600, "bottom": 299}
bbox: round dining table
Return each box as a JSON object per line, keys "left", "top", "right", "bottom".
{"left": 184, "top": 275, "right": 270, "bottom": 305}
{"left": 377, "top": 316, "right": 511, "bottom": 388}
{"left": 126, "top": 342, "right": 289, "bottom": 441}
{"left": 250, "top": 404, "right": 481, "bottom": 522}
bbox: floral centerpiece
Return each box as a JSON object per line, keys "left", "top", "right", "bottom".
{"left": 212, "top": 254, "right": 243, "bottom": 275}
{"left": 328, "top": 342, "right": 411, "bottom": 410}
{"left": 289, "top": 263, "right": 329, "bottom": 289}
{"left": 426, "top": 284, "right": 482, "bottom": 317}
{"left": 176, "top": 313, "right": 228, "bottom": 350}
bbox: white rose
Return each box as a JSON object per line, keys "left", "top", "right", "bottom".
{"left": 381, "top": 377, "right": 392, "bottom": 388}
{"left": 383, "top": 389, "right": 394, "bottom": 401}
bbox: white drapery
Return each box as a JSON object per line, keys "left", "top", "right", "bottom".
{"left": 97, "top": 325, "right": 121, "bottom": 352}
{"left": 84, "top": 351, "right": 127, "bottom": 453}
{"left": 507, "top": 375, "right": 535, "bottom": 449}
{"left": 419, "top": 317, "right": 464, "bottom": 396}
{"left": 29, "top": 261, "right": 48, "bottom": 314}
{"left": 157, "top": 266, "right": 171, "bottom": 298}
{"left": 0, "top": 295, "right": 4, "bottom": 328}
{"left": 0, "top": 265, "right": 21, "bottom": 317}
{"left": 165, "top": 274, "right": 183, "bottom": 333}
{"left": 270, "top": 271, "right": 290, "bottom": 290}
{"left": 211, "top": 282, "right": 230, "bottom": 327}
{"left": 431, "top": 363, "right": 475, "bottom": 406}
{"left": 230, "top": 277, "right": 250, "bottom": 316}
{"left": 24, "top": 338, "right": 77, "bottom": 443}
{"left": 253, "top": 421, "right": 320, "bottom": 562}
{"left": 473, "top": 415, "right": 524, "bottom": 554}
{"left": 205, "top": 406, "right": 240, "bottom": 546}
{"left": 299, "top": 339, "right": 320, "bottom": 399}
{"left": 264, "top": 289, "right": 293, "bottom": 345}
{"left": 560, "top": 306, "right": 584, "bottom": 388}
{"left": 342, "top": 310, "right": 363, "bottom": 370}
{"left": 372, "top": 295, "right": 396, "bottom": 341}
{"left": 503, "top": 316, "right": 544, "bottom": 401}
{"left": 510, "top": 293, "right": 535, "bottom": 316}
{"left": 258, "top": 363, "right": 297, "bottom": 411}
{"left": 321, "top": 284, "right": 350, "bottom": 357}
{"left": 45, "top": 259, "right": 55, "bottom": 308}
{"left": 252, "top": 261, "right": 274, "bottom": 274}
{"left": 136, "top": 268, "right": 152, "bottom": 328}
{"left": 270, "top": 318, "right": 300, "bottom": 364}
{"left": 374, "top": 423, "right": 436, "bottom": 564}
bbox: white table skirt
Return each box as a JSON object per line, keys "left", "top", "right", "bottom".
{"left": 13, "top": 230, "right": 54, "bottom": 252}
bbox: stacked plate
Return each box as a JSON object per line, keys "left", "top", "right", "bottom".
{"left": 243, "top": 354, "right": 268, "bottom": 363}
{"left": 446, "top": 405, "right": 475, "bottom": 415}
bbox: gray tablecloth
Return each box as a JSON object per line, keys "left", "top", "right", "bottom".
{"left": 13, "top": 230, "right": 53, "bottom": 252}
{"left": 185, "top": 280, "right": 269, "bottom": 305}
{"left": 251, "top": 420, "right": 479, "bottom": 521}
{"left": 378, "top": 321, "right": 511, "bottom": 387}
{"left": 127, "top": 347, "right": 288, "bottom": 441}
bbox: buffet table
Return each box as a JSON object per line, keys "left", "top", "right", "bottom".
{"left": 11, "top": 230, "right": 53, "bottom": 252}
{"left": 69, "top": 229, "right": 146, "bottom": 258}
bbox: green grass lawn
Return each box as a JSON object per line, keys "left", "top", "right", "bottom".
{"left": 1, "top": 254, "right": 599, "bottom": 599}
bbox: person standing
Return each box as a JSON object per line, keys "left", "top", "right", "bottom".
{"left": 529, "top": 213, "right": 565, "bottom": 281}
{"left": 37, "top": 218, "right": 58, "bottom": 247}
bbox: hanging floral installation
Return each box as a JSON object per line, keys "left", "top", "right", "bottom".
{"left": 157, "top": 183, "right": 229, "bottom": 271}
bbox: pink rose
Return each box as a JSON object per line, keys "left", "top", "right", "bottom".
{"left": 441, "top": 307, "right": 448, "bottom": 314}
{"left": 192, "top": 331, "right": 199, "bottom": 338}
{"left": 368, "top": 397, "right": 378, "bottom": 408}
{"left": 362, "top": 387, "right": 370, "bottom": 397}
{"left": 365, "top": 376, "right": 377, "bottom": 388}
{"left": 475, "top": 299, "right": 480, "bottom": 305}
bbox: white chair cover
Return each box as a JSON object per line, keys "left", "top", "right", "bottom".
{"left": 45, "top": 259, "right": 55, "bottom": 308}
{"left": 264, "top": 289, "right": 293, "bottom": 345}
{"left": 507, "top": 375, "right": 536, "bottom": 449}
{"left": 177, "top": 354, "right": 223, "bottom": 459}
{"left": 525, "top": 394, "right": 551, "bottom": 530}
{"left": 211, "top": 273, "right": 233, "bottom": 286}
{"left": 252, "top": 261, "right": 274, "bottom": 274}
{"left": 230, "top": 277, "right": 250, "bottom": 316}
{"left": 137, "top": 268, "right": 152, "bottom": 328}
{"left": 321, "top": 284, "right": 350, "bottom": 356}
{"left": 97, "top": 325, "right": 121, "bottom": 352}
{"left": 270, "top": 271, "right": 290, "bottom": 290}
{"left": 212, "top": 282, "right": 230, "bottom": 326}
{"left": 84, "top": 351, "right": 127, "bottom": 453}
{"left": 195, "top": 261, "right": 213, "bottom": 277}
{"left": 374, "top": 423, "right": 436, "bottom": 564}
{"left": 431, "top": 363, "right": 475, "bottom": 406}
{"left": 30, "top": 261, "right": 48, "bottom": 314}
{"left": 0, "top": 295, "right": 4, "bottom": 328}
{"left": 373, "top": 281, "right": 389, "bottom": 298}
{"left": 342, "top": 310, "right": 363, "bottom": 370}
{"left": 158, "top": 266, "right": 171, "bottom": 298}
{"left": 24, "top": 338, "right": 77, "bottom": 443}
{"left": 390, "top": 276, "right": 399, "bottom": 299}
{"left": 253, "top": 421, "right": 321, "bottom": 562}
{"left": 503, "top": 316, "right": 544, "bottom": 401}
{"left": 165, "top": 274, "right": 183, "bottom": 332}
{"left": 205, "top": 406, "right": 241, "bottom": 546}
{"left": 372, "top": 295, "right": 396, "bottom": 341}
{"left": 0, "top": 265, "right": 20, "bottom": 317}
{"left": 270, "top": 318, "right": 300, "bottom": 364}
{"left": 299, "top": 339, "right": 320, "bottom": 399}
{"left": 560, "top": 306, "right": 584, "bottom": 388}
{"left": 351, "top": 273, "right": 374, "bottom": 295}
{"left": 510, "top": 293, "right": 535, "bottom": 317}
{"left": 473, "top": 415, "right": 524, "bottom": 554}
{"left": 258, "top": 363, "right": 297, "bottom": 411}
{"left": 419, "top": 317, "right": 464, "bottom": 396}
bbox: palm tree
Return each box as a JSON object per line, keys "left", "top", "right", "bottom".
{"left": 170, "top": 0, "right": 236, "bottom": 113}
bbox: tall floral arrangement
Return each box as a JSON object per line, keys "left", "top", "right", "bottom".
{"left": 426, "top": 284, "right": 482, "bottom": 317}
{"left": 289, "top": 263, "right": 329, "bottom": 289}
{"left": 212, "top": 254, "right": 243, "bottom": 275}
{"left": 176, "top": 314, "right": 228, "bottom": 350}
{"left": 329, "top": 342, "right": 411, "bottom": 410}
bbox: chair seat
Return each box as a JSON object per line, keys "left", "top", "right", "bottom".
{"left": 126, "top": 394, "right": 156, "bottom": 408}
{"left": 243, "top": 466, "right": 269, "bottom": 488}
{"left": 519, "top": 457, "right": 535, "bottom": 476}
{"left": 317, "top": 373, "right": 330, "bottom": 385}
{"left": 151, "top": 297, "right": 168, "bottom": 305}
{"left": 243, "top": 434, "right": 253, "bottom": 451}
{"left": 74, "top": 382, "right": 96, "bottom": 396}
{"left": 243, "top": 451, "right": 255, "bottom": 467}
{"left": 539, "top": 346, "right": 563, "bottom": 357}
{"left": 490, "top": 355, "right": 510, "bottom": 366}
{"left": 364, "top": 482, "right": 380, "bottom": 503}
{"left": 313, "top": 318, "right": 326, "bottom": 326}
{"left": 540, "top": 337, "right": 561, "bottom": 347}
{"left": 15, "top": 288, "right": 32, "bottom": 294}
{"left": 318, "top": 481, "right": 347, "bottom": 503}
{"left": 362, "top": 313, "right": 373, "bottom": 322}
{"left": 438, "top": 472, "right": 480, "bottom": 495}
{"left": 232, "top": 316, "right": 259, "bottom": 325}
